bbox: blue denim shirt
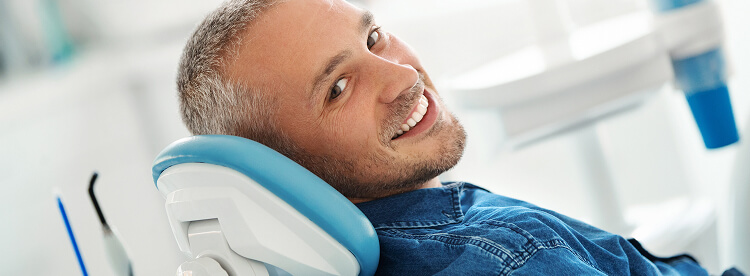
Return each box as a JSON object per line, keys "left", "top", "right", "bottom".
{"left": 355, "top": 182, "right": 708, "bottom": 275}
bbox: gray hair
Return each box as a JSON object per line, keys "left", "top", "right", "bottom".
{"left": 176, "top": 0, "right": 296, "bottom": 154}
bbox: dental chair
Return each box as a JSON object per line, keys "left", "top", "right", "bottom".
{"left": 152, "top": 135, "right": 379, "bottom": 276}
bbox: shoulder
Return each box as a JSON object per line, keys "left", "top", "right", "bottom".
{"left": 459, "top": 182, "right": 604, "bottom": 241}
{"left": 463, "top": 203, "right": 584, "bottom": 244}
{"left": 375, "top": 203, "right": 598, "bottom": 275}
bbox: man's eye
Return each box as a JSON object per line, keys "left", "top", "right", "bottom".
{"left": 330, "top": 78, "right": 347, "bottom": 100}
{"left": 367, "top": 27, "right": 380, "bottom": 50}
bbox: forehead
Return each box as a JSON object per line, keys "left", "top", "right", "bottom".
{"left": 227, "top": 0, "right": 363, "bottom": 91}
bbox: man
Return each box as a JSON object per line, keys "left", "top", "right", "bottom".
{"left": 175, "top": 0, "right": 734, "bottom": 274}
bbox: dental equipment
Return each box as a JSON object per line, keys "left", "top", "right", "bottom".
{"left": 652, "top": 0, "right": 738, "bottom": 149}
{"left": 446, "top": 1, "right": 735, "bottom": 269}
{"left": 152, "top": 135, "right": 379, "bottom": 276}
{"left": 56, "top": 194, "right": 89, "bottom": 276}
{"left": 88, "top": 172, "right": 133, "bottom": 276}
{"left": 450, "top": 0, "right": 737, "bottom": 150}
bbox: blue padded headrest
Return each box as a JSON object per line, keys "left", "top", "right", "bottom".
{"left": 152, "top": 135, "right": 379, "bottom": 276}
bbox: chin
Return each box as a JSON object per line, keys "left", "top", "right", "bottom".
{"left": 293, "top": 112, "right": 467, "bottom": 199}
{"left": 371, "top": 114, "right": 467, "bottom": 198}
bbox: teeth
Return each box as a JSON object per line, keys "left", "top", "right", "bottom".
{"left": 412, "top": 112, "right": 423, "bottom": 122}
{"left": 417, "top": 104, "right": 427, "bottom": 115}
{"left": 393, "top": 94, "right": 430, "bottom": 139}
{"left": 419, "top": 95, "right": 428, "bottom": 106}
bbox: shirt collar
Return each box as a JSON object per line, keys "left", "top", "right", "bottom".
{"left": 355, "top": 182, "right": 466, "bottom": 229}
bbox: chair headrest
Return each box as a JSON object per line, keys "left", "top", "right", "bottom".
{"left": 152, "top": 135, "right": 379, "bottom": 276}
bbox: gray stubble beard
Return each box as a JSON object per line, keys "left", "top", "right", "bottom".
{"left": 291, "top": 109, "right": 467, "bottom": 199}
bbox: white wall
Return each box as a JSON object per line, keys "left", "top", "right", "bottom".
{"left": 0, "top": 42, "right": 192, "bottom": 275}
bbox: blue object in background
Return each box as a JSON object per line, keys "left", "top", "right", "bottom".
{"left": 652, "top": 0, "right": 702, "bottom": 12}
{"left": 652, "top": 0, "right": 739, "bottom": 149}
{"left": 673, "top": 48, "right": 739, "bottom": 149}
{"left": 684, "top": 84, "right": 738, "bottom": 148}
{"left": 39, "top": 0, "right": 75, "bottom": 64}
{"left": 57, "top": 196, "right": 89, "bottom": 276}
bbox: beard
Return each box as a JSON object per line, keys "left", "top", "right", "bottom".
{"left": 293, "top": 116, "right": 466, "bottom": 199}
{"left": 287, "top": 81, "right": 467, "bottom": 199}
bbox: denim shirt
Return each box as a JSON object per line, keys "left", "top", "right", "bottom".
{"left": 355, "top": 182, "right": 708, "bottom": 275}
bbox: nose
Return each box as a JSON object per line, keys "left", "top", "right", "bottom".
{"left": 367, "top": 56, "right": 419, "bottom": 104}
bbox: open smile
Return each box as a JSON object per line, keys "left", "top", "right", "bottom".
{"left": 392, "top": 89, "right": 439, "bottom": 140}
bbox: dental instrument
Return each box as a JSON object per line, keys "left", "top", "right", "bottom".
{"left": 56, "top": 194, "right": 89, "bottom": 276}
{"left": 88, "top": 172, "right": 133, "bottom": 276}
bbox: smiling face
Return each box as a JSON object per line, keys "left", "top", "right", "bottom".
{"left": 226, "top": 0, "right": 466, "bottom": 200}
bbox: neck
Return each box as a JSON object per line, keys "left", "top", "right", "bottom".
{"left": 348, "top": 177, "right": 442, "bottom": 204}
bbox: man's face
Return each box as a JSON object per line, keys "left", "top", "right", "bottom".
{"left": 227, "top": 0, "right": 466, "bottom": 199}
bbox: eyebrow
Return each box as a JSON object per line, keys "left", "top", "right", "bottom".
{"left": 309, "top": 10, "right": 375, "bottom": 105}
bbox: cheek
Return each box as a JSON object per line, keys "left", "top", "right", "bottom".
{"left": 276, "top": 100, "right": 329, "bottom": 154}
{"left": 326, "top": 101, "right": 381, "bottom": 147}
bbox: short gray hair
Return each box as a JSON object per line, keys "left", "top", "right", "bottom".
{"left": 176, "top": 0, "right": 295, "bottom": 153}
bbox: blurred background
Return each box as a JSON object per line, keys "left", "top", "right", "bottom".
{"left": 0, "top": 0, "right": 747, "bottom": 274}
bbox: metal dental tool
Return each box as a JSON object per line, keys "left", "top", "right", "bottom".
{"left": 88, "top": 172, "right": 134, "bottom": 276}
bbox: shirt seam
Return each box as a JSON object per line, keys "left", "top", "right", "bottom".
{"left": 373, "top": 219, "right": 460, "bottom": 230}
{"left": 379, "top": 228, "right": 521, "bottom": 274}
{"left": 507, "top": 242, "right": 607, "bottom": 275}
{"left": 476, "top": 219, "right": 603, "bottom": 272}
{"left": 450, "top": 181, "right": 464, "bottom": 219}
{"left": 381, "top": 227, "right": 604, "bottom": 276}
